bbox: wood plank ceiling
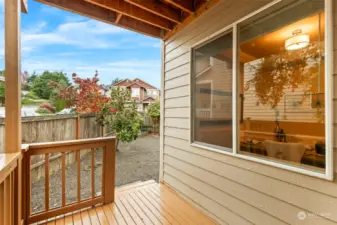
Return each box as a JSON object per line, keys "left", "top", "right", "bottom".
{"left": 34, "top": 0, "right": 219, "bottom": 39}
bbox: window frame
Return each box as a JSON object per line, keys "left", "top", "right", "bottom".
{"left": 189, "top": 0, "right": 334, "bottom": 180}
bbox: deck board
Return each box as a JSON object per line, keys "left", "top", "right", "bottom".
{"left": 101, "top": 204, "right": 118, "bottom": 225}
{"left": 72, "top": 211, "right": 82, "bottom": 225}
{"left": 30, "top": 181, "right": 218, "bottom": 225}
{"left": 142, "top": 187, "right": 191, "bottom": 224}
{"left": 137, "top": 188, "right": 179, "bottom": 225}
{"left": 64, "top": 213, "right": 73, "bottom": 225}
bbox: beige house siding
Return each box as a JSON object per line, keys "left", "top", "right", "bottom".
{"left": 162, "top": 0, "right": 337, "bottom": 224}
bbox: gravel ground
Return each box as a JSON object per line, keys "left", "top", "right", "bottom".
{"left": 31, "top": 135, "right": 160, "bottom": 213}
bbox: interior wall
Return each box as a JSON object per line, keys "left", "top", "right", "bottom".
{"left": 161, "top": 0, "right": 337, "bottom": 224}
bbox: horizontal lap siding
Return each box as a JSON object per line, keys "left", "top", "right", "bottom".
{"left": 162, "top": 0, "right": 337, "bottom": 225}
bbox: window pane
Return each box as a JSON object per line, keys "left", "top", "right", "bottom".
{"left": 192, "top": 31, "right": 233, "bottom": 150}
{"left": 238, "top": 0, "right": 325, "bottom": 171}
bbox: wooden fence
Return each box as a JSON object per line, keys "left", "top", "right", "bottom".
{"left": 0, "top": 113, "right": 155, "bottom": 181}
{"left": 0, "top": 114, "right": 106, "bottom": 154}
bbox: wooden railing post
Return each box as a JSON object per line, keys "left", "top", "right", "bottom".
{"left": 104, "top": 139, "right": 115, "bottom": 204}
{"left": 21, "top": 152, "right": 28, "bottom": 225}
{"left": 14, "top": 155, "right": 23, "bottom": 225}
{"left": 4, "top": 0, "right": 22, "bottom": 154}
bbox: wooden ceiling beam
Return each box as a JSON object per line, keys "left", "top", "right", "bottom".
{"left": 163, "top": 0, "right": 194, "bottom": 14}
{"left": 35, "top": 0, "right": 163, "bottom": 38}
{"left": 125, "top": 0, "right": 181, "bottom": 24}
{"left": 86, "top": 0, "right": 173, "bottom": 31}
{"left": 115, "top": 13, "right": 122, "bottom": 24}
{"left": 164, "top": 0, "right": 219, "bottom": 40}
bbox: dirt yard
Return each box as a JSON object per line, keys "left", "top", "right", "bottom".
{"left": 31, "top": 135, "right": 160, "bottom": 213}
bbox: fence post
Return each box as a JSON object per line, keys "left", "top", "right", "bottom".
{"left": 76, "top": 115, "right": 80, "bottom": 139}
{"left": 104, "top": 139, "right": 115, "bottom": 204}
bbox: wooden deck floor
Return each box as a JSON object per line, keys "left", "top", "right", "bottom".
{"left": 34, "top": 180, "right": 217, "bottom": 225}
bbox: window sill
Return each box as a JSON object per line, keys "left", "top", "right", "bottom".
{"left": 190, "top": 142, "right": 332, "bottom": 181}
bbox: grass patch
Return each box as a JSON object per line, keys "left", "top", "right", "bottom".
{"left": 22, "top": 98, "right": 41, "bottom": 105}
{"left": 35, "top": 108, "right": 54, "bottom": 115}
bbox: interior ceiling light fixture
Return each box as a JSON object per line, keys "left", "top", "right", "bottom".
{"left": 285, "top": 29, "right": 310, "bottom": 51}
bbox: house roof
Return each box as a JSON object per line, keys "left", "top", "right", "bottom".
{"left": 132, "top": 78, "right": 157, "bottom": 89}
{"left": 113, "top": 78, "right": 158, "bottom": 90}
{"left": 142, "top": 96, "right": 156, "bottom": 102}
{"left": 34, "top": 0, "right": 220, "bottom": 40}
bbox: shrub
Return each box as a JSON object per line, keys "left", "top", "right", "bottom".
{"left": 35, "top": 108, "right": 52, "bottom": 115}
{"left": 27, "top": 91, "right": 39, "bottom": 100}
{"left": 53, "top": 99, "right": 67, "bottom": 112}
{"left": 40, "top": 104, "right": 56, "bottom": 113}
{"left": 147, "top": 101, "right": 160, "bottom": 119}
{"left": 22, "top": 98, "right": 39, "bottom": 105}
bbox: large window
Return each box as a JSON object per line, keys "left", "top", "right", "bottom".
{"left": 191, "top": 0, "right": 332, "bottom": 178}
{"left": 192, "top": 31, "right": 233, "bottom": 151}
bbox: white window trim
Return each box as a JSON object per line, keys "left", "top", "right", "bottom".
{"left": 189, "top": 0, "right": 334, "bottom": 180}
{"left": 196, "top": 80, "right": 213, "bottom": 119}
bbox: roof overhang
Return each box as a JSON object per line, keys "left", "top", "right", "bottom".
{"left": 34, "top": 0, "right": 220, "bottom": 39}
{"left": 21, "top": 0, "right": 28, "bottom": 13}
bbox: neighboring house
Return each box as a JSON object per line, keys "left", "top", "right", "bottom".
{"left": 0, "top": 76, "right": 4, "bottom": 83}
{"left": 108, "top": 78, "right": 159, "bottom": 112}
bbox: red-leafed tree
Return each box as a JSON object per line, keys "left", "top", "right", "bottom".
{"left": 72, "top": 71, "right": 110, "bottom": 114}
{"left": 49, "top": 71, "right": 110, "bottom": 114}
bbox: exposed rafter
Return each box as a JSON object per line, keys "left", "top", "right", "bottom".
{"left": 21, "top": 0, "right": 28, "bottom": 13}
{"left": 163, "top": 0, "right": 194, "bottom": 14}
{"left": 125, "top": 0, "right": 181, "bottom": 24}
{"left": 34, "top": 0, "right": 220, "bottom": 40}
{"left": 86, "top": 0, "right": 173, "bottom": 31}
{"left": 115, "top": 13, "right": 122, "bottom": 24}
{"left": 35, "top": 0, "right": 162, "bottom": 38}
{"left": 165, "top": 0, "right": 219, "bottom": 39}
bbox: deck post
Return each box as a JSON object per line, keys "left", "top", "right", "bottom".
{"left": 104, "top": 139, "right": 115, "bottom": 204}
{"left": 4, "top": 0, "right": 22, "bottom": 154}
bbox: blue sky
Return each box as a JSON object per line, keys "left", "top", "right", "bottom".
{"left": 0, "top": 0, "right": 161, "bottom": 87}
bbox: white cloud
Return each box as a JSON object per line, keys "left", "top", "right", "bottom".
{"left": 21, "top": 57, "right": 161, "bottom": 87}
{"left": 108, "top": 59, "right": 160, "bottom": 68}
{"left": 21, "top": 19, "right": 127, "bottom": 50}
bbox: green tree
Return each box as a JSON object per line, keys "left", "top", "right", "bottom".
{"left": 0, "top": 83, "right": 5, "bottom": 105}
{"left": 107, "top": 87, "right": 143, "bottom": 150}
{"left": 147, "top": 101, "right": 160, "bottom": 119}
{"left": 111, "top": 78, "right": 122, "bottom": 85}
{"left": 50, "top": 79, "right": 72, "bottom": 112}
{"left": 147, "top": 101, "right": 160, "bottom": 134}
{"left": 31, "top": 71, "right": 70, "bottom": 99}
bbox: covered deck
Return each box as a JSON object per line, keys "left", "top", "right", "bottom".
{"left": 34, "top": 180, "right": 216, "bottom": 225}
{"left": 1, "top": 1, "right": 221, "bottom": 224}
{"left": 1, "top": 137, "right": 217, "bottom": 225}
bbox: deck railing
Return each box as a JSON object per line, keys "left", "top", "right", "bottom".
{"left": 0, "top": 152, "right": 23, "bottom": 225}
{"left": 23, "top": 137, "right": 116, "bottom": 224}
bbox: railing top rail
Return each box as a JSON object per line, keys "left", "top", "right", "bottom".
{"left": 23, "top": 137, "right": 116, "bottom": 156}
{"left": 26, "top": 136, "right": 116, "bottom": 150}
{"left": 0, "top": 152, "right": 22, "bottom": 183}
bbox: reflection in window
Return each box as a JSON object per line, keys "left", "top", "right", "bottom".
{"left": 238, "top": 0, "right": 325, "bottom": 171}
{"left": 192, "top": 31, "right": 233, "bottom": 150}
